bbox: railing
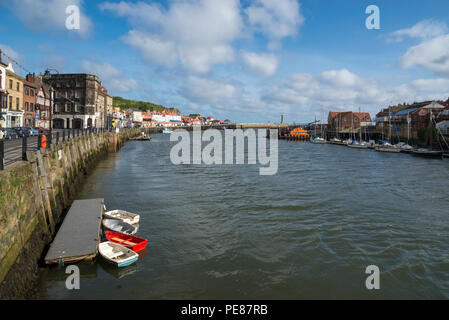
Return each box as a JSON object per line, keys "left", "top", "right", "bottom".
{"left": 0, "top": 128, "right": 110, "bottom": 170}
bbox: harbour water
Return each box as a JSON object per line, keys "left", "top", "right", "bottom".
{"left": 35, "top": 133, "right": 449, "bottom": 299}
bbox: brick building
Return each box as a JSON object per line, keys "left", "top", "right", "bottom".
{"left": 23, "top": 79, "right": 37, "bottom": 127}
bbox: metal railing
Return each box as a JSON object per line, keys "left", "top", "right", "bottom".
{"left": 1, "top": 128, "right": 110, "bottom": 170}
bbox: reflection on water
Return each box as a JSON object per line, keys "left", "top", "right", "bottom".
{"left": 36, "top": 133, "right": 449, "bottom": 299}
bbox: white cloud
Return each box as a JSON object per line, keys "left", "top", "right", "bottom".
{"left": 259, "top": 68, "right": 449, "bottom": 118}
{"left": 81, "top": 61, "right": 138, "bottom": 94}
{"left": 245, "top": 0, "right": 304, "bottom": 49}
{"left": 3, "top": 0, "right": 93, "bottom": 37}
{"left": 399, "top": 34, "right": 449, "bottom": 77}
{"left": 320, "top": 69, "right": 361, "bottom": 87}
{"left": 241, "top": 51, "right": 279, "bottom": 76}
{"left": 101, "top": 0, "right": 242, "bottom": 74}
{"left": 123, "top": 31, "right": 178, "bottom": 67}
{"left": 183, "top": 76, "right": 237, "bottom": 104}
{"left": 387, "top": 20, "right": 448, "bottom": 43}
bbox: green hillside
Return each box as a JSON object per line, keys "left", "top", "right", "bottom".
{"left": 113, "top": 97, "right": 180, "bottom": 114}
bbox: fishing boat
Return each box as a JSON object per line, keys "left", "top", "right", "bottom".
{"left": 162, "top": 128, "right": 173, "bottom": 134}
{"left": 104, "top": 210, "right": 140, "bottom": 225}
{"left": 99, "top": 241, "right": 139, "bottom": 268}
{"left": 375, "top": 142, "right": 401, "bottom": 153}
{"left": 103, "top": 219, "right": 138, "bottom": 235}
{"left": 105, "top": 231, "right": 148, "bottom": 253}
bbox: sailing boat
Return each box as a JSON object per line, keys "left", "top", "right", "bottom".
{"left": 348, "top": 110, "right": 368, "bottom": 149}
{"left": 376, "top": 107, "right": 400, "bottom": 153}
{"left": 330, "top": 115, "right": 344, "bottom": 145}
{"left": 311, "top": 115, "right": 326, "bottom": 144}
{"left": 412, "top": 110, "right": 443, "bottom": 158}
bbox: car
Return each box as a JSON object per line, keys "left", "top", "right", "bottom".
{"left": 14, "top": 127, "right": 29, "bottom": 138}
{"left": 5, "top": 128, "right": 19, "bottom": 139}
{"left": 27, "top": 127, "right": 39, "bottom": 136}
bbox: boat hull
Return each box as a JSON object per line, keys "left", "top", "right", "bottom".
{"left": 105, "top": 231, "right": 148, "bottom": 252}
{"left": 375, "top": 147, "right": 401, "bottom": 153}
{"left": 412, "top": 150, "right": 443, "bottom": 158}
{"left": 104, "top": 210, "right": 140, "bottom": 225}
{"left": 99, "top": 242, "right": 139, "bottom": 268}
{"left": 103, "top": 219, "right": 138, "bottom": 235}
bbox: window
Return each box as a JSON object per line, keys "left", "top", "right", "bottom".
{"left": 30, "top": 103, "right": 34, "bottom": 112}
{"left": 30, "top": 89, "right": 34, "bottom": 97}
{"left": 75, "top": 91, "right": 80, "bottom": 98}
{"left": 54, "top": 103, "right": 59, "bottom": 112}
{"left": 16, "top": 97, "right": 19, "bottom": 109}
{"left": 25, "top": 87, "right": 29, "bottom": 95}
{"left": 16, "top": 82, "right": 20, "bottom": 91}
{"left": 9, "top": 79, "right": 12, "bottom": 89}
{"left": 9, "top": 96, "right": 12, "bottom": 108}
{"left": 25, "top": 102, "right": 29, "bottom": 111}
{"left": 74, "top": 104, "right": 79, "bottom": 112}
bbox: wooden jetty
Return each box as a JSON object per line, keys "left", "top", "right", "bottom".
{"left": 44, "top": 199, "right": 104, "bottom": 265}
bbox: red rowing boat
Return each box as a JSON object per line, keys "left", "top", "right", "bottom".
{"left": 105, "top": 231, "right": 148, "bottom": 253}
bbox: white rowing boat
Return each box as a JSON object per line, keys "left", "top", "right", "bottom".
{"left": 104, "top": 210, "right": 140, "bottom": 225}
{"left": 103, "top": 219, "right": 138, "bottom": 235}
{"left": 99, "top": 241, "right": 138, "bottom": 268}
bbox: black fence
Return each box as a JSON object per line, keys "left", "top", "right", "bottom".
{"left": 1, "top": 128, "right": 109, "bottom": 170}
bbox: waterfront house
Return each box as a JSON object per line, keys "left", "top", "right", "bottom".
{"left": 23, "top": 78, "right": 38, "bottom": 127}
{"left": 44, "top": 72, "right": 102, "bottom": 129}
{"left": 26, "top": 74, "right": 53, "bottom": 129}
{"left": 328, "top": 111, "right": 372, "bottom": 136}
{"left": 5, "top": 64, "right": 25, "bottom": 128}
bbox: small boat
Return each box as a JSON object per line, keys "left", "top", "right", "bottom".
{"left": 311, "top": 137, "right": 326, "bottom": 144}
{"left": 162, "top": 128, "right": 173, "bottom": 134}
{"left": 103, "top": 219, "right": 138, "bottom": 235}
{"left": 411, "top": 148, "right": 443, "bottom": 158}
{"left": 99, "top": 241, "right": 138, "bottom": 268}
{"left": 396, "top": 143, "right": 413, "bottom": 153}
{"left": 329, "top": 138, "right": 344, "bottom": 145}
{"left": 105, "top": 231, "right": 148, "bottom": 253}
{"left": 348, "top": 140, "right": 369, "bottom": 149}
{"left": 104, "top": 210, "right": 140, "bottom": 225}
{"left": 375, "top": 143, "right": 401, "bottom": 153}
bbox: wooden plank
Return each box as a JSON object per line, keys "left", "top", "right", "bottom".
{"left": 44, "top": 199, "right": 104, "bottom": 264}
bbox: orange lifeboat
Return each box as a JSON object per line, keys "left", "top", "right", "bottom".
{"left": 290, "top": 128, "right": 310, "bottom": 137}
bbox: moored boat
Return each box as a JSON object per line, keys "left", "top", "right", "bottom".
{"left": 347, "top": 140, "right": 369, "bottom": 149}
{"left": 99, "top": 241, "right": 139, "bottom": 268}
{"left": 311, "top": 137, "right": 326, "bottom": 144}
{"left": 162, "top": 128, "right": 173, "bottom": 134}
{"left": 104, "top": 209, "right": 140, "bottom": 225}
{"left": 103, "top": 219, "right": 138, "bottom": 235}
{"left": 105, "top": 231, "right": 148, "bottom": 252}
{"left": 375, "top": 143, "right": 401, "bottom": 153}
{"left": 329, "top": 138, "right": 344, "bottom": 145}
{"left": 411, "top": 148, "right": 443, "bottom": 158}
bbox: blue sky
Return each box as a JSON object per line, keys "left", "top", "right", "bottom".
{"left": 1, "top": 0, "right": 449, "bottom": 123}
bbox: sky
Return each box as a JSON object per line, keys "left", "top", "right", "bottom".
{"left": 1, "top": 0, "right": 449, "bottom": 123}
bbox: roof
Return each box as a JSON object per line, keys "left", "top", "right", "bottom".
{"left": 394, "top": 107, "right": 418, "bottom": 116}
